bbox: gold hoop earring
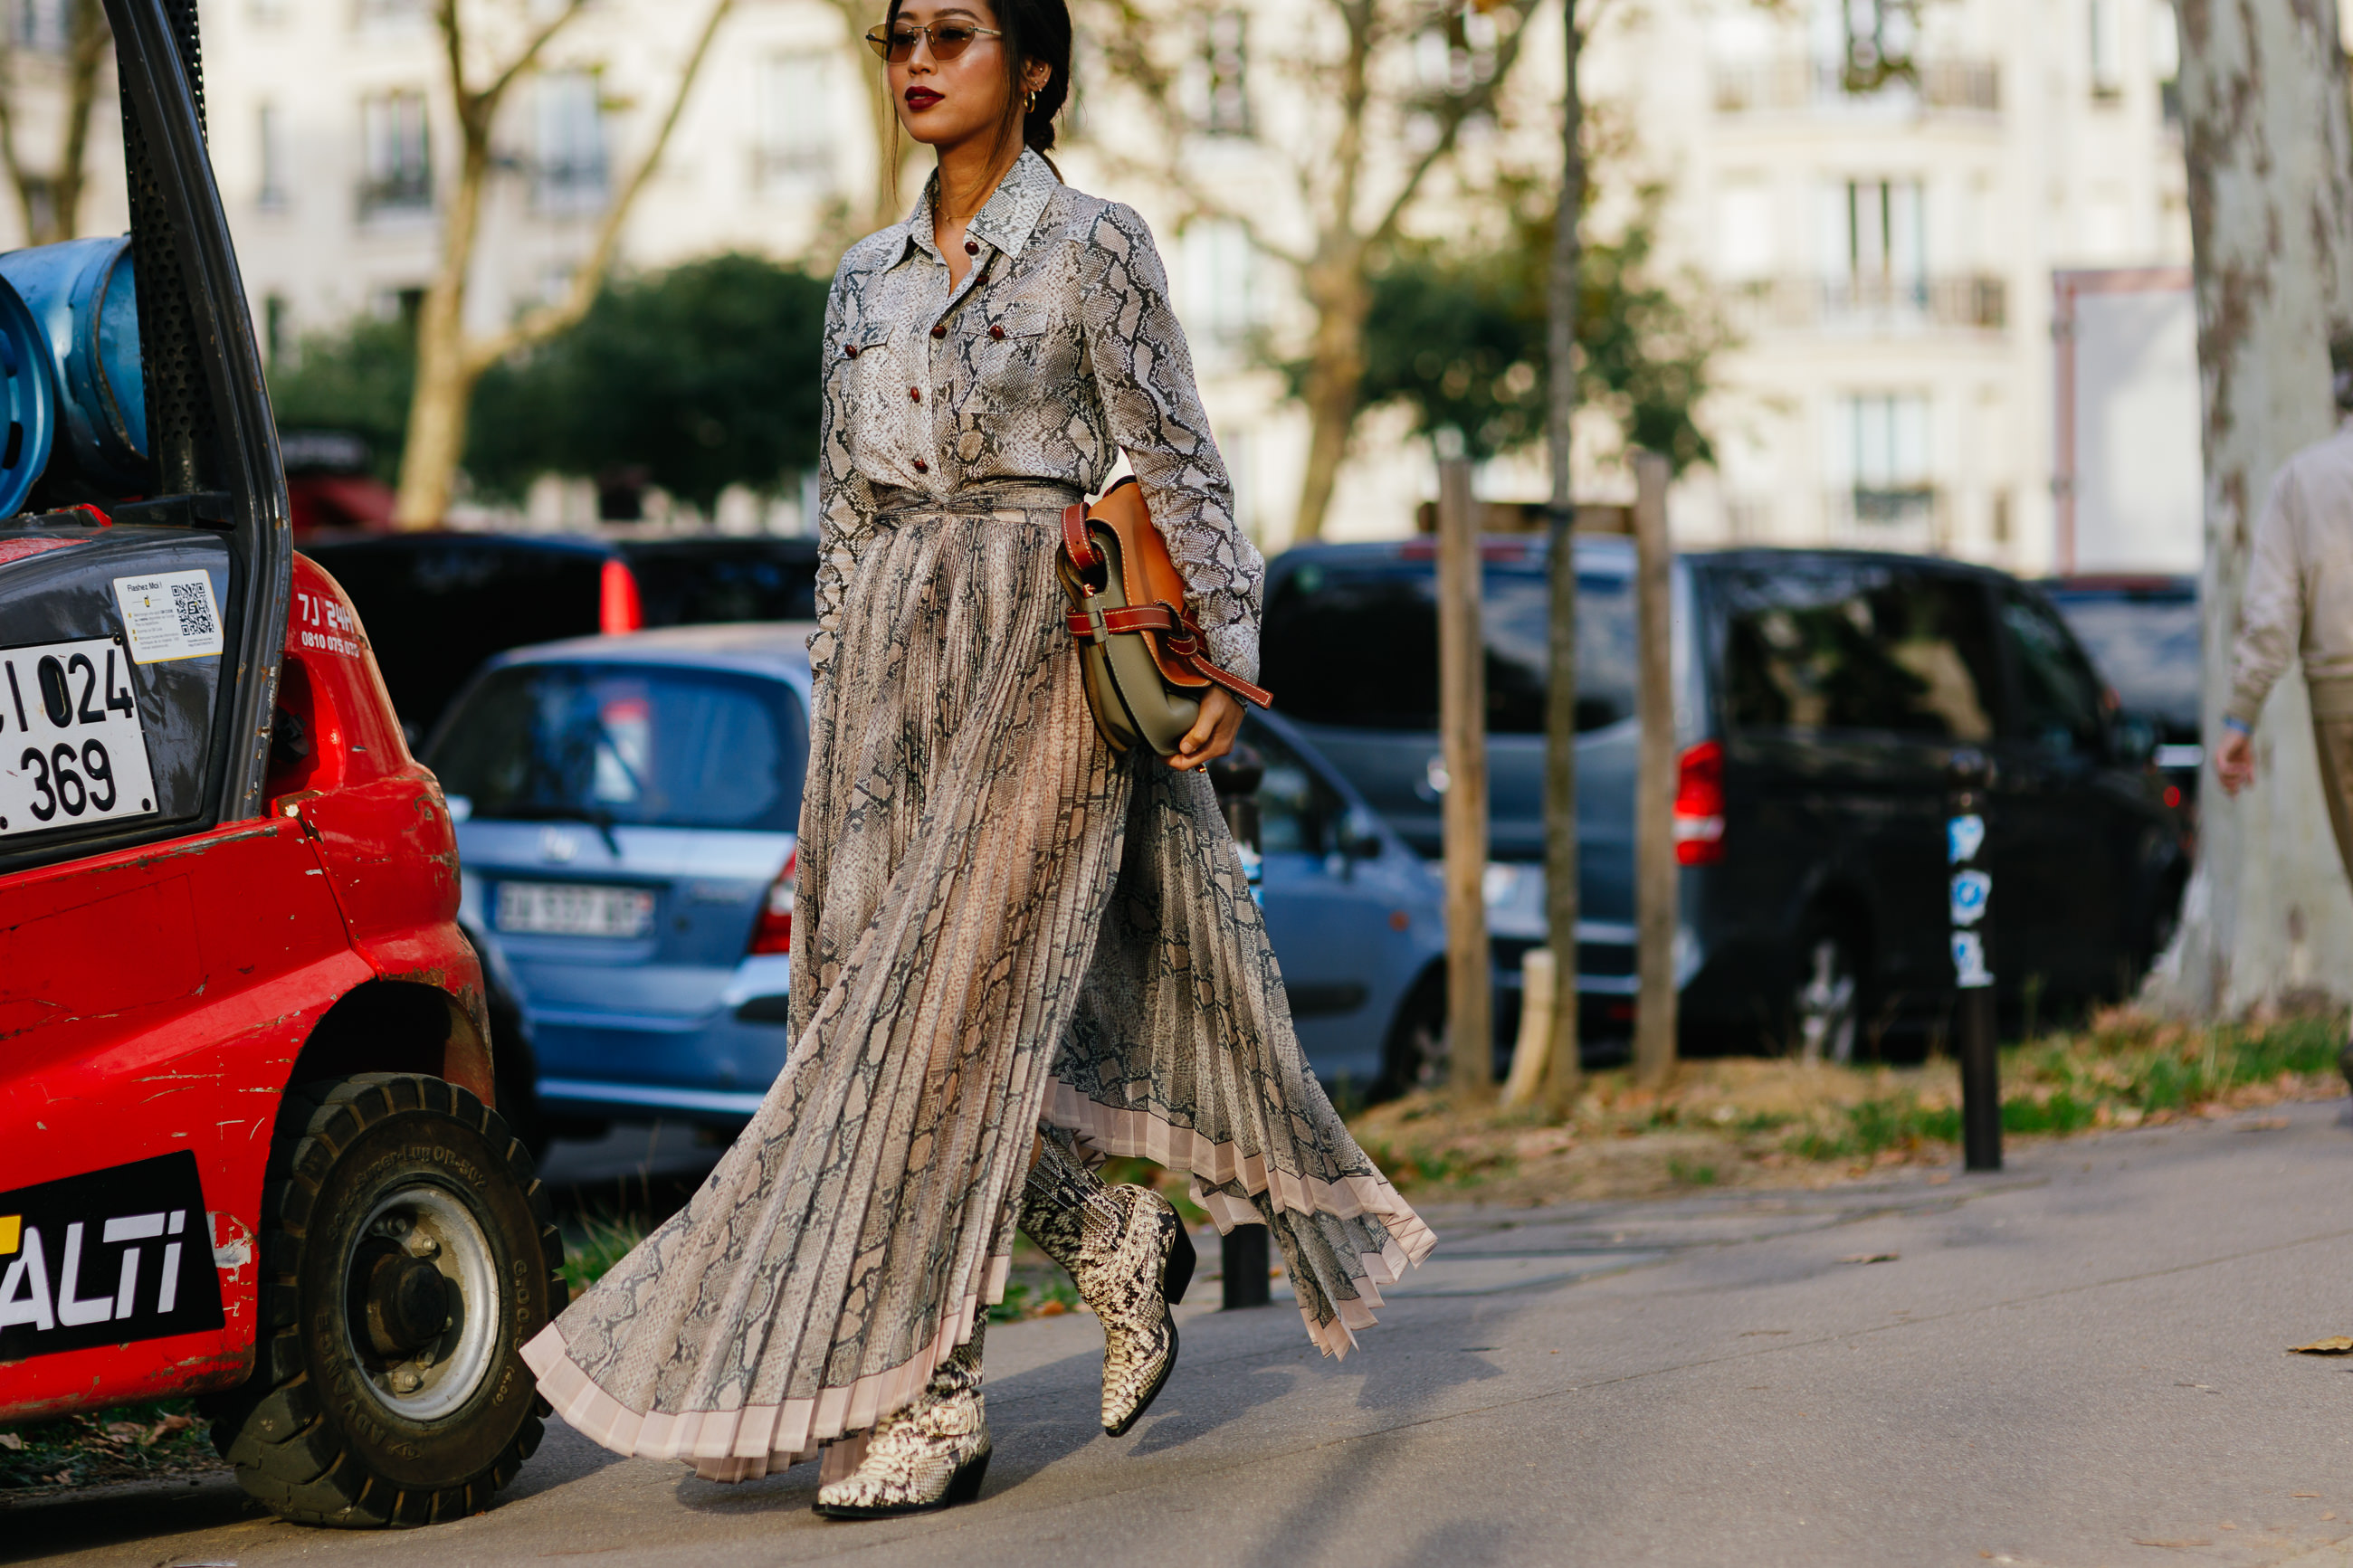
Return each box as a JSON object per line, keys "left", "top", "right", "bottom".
{"left": 1027, "top": 89, "right": 1038, "bottom": 111}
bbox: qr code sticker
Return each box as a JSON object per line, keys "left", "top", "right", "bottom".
{"left": 171, "top": 580, "right": 216, "bottom": 640}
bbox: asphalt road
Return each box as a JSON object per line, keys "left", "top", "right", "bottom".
{"left": 15, "top": 1101, "right": 2353, "bottom": 1568}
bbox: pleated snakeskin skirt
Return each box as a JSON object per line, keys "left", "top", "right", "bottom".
{"left": 520, "top": 485, "right": 1434, "bottom": 1482}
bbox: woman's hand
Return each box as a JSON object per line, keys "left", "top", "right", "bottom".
{"left": 1168, "top": 687, "right": 1245, "bottom": 771}
{"left": 2215, "top": 727, "right": 2256, "bottom": 795}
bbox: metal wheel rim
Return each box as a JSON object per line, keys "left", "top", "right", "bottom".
{"left": 342, "top": 1183, "right": 500, "bottom": 1423}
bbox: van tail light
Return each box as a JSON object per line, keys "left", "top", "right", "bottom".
{"left": 749, "top": 849, "right": 795, "bottom": 955}
{"left": 600, "top": 559, "right": 643, "bottom": 634}
{"left": 1672, "top": 739, "right": 1726, "bottom": 866}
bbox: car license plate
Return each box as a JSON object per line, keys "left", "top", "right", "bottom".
{"left": 497, "top": 880, "right": 654, "bottom": 938}
{"left": 0, "top": 638, "right": 160, "bottom": 839}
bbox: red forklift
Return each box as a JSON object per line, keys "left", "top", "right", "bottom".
{"left": 0, "top": 0, "right": 560, "bottom": 1528}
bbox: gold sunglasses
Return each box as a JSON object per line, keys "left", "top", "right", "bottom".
{"left": 863, "top": 19, "right": 1005, "bottom": 62}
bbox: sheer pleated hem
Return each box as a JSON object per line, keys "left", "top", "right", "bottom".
{"left": 520, "top": 1255, "right": 1006, "bottom": 1484}
{"left": 1042, "top": 1080, "right": 1435, "bottom": 1358}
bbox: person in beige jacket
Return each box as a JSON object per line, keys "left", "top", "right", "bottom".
{"left": 2215, "top": 360, "right": 2353, "bottom": 1081}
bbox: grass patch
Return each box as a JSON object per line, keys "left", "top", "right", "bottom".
{"left": 1342, "top": 1007, "right": 2348, "bottom": 1202}
{"left": 988, "top": 1277, "right": 1081, "bottom": 1324}
{"left": 560, "top": 1209, "right": 650, "bottom": 1295}
{"left": 0, "top": 1399, "right": 221, "bottom": 1490}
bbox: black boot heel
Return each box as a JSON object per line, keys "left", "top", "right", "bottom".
{"left": 1164, "top": 1218, "right": 1196, "bottom": 1304}
{"left": 944, "top": 1446, "right": 991, "bottom": 1505}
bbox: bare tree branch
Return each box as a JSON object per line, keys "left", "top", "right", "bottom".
{"left": 466, "top": 0, "right": 738, "bottom": 373}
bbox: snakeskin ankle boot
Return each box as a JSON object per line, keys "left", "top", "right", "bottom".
{"left": 1019, "top": 1135, "right": 1197, "bottom": 1436}
{"left": 813, "top": 1315, "right": 991, "bottom": 1519}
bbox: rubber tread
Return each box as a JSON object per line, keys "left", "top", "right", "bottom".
{"left": 199, "top": 1072, "right": 564, "bottom": 1528}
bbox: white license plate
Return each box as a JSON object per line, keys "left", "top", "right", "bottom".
{"left": 497, "top": 881, "right": 655, "bottom": 938}
{"left": 0, "top": 638, "right": 160, "bottom": 839}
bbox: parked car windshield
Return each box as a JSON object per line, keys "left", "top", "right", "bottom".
{"left": 2044, "top": 587, "right": 2198, "bottom": 734}
{"left": 1261, "top": 556, "right": 1636, "bottom": 733}
{"left": 430, "top": 663, "right": 805, "bottom": 832}
{"left": 1717, "top": 561, "right": 2000, "bottom": 740}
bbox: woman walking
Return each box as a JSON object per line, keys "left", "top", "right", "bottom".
{"left": 521, "top": 0, "right": 1433, "bottom": 1518}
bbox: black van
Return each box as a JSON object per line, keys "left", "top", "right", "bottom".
{"left": 1260, "top": 539, "right": 2187, "bottom": 1060}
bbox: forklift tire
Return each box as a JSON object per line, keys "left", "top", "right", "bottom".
{"left": 201, "top": 1073, "right": 564, "bottom": 1527}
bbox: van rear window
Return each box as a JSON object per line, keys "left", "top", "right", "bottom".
{"left": 1261, "top": 560, "right": 1635, "bottom": 733}
{"left": 625, "top": 545, "right": 819, "bottom": 626}
{"left": 1717, "top": 564, "right": 1998, "bottom": 740}
{"left": 429, "top": 663, "right": 805, "bottom": 832}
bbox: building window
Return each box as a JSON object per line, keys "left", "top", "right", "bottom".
{"left": 359, "top": 90, "right": 431, "bottom": 215}
{"left": 756, "top": 55, "right": 836, "bottom": 192}
{"left": 1836, "top": 392, "right": 1934, "bottom": 527}
{"left": 1201, "top": 10, "right": 1250, "bottom": 137}
{"left": 1181, "top": 218, "right": 1256, "bottom": 347}
{"left": 257, "top": 101, "right": 290, "bottom": 211}
{"left": 535, "top": 69, "right": 607, "bottom": 213}
{"left": 1825, "top": 177, "right": 1926, "bottom": 318}
{"left": 15, "top": 0, "right": 68, "bottom": 53}
{"left": 1716, "top": 176, "right": 1775, "bottom": 281}
{"left": 1834, "top": 0, "right": 1919, "bottom": 90}
{"left": 2089, "top": 0, "right": 2124, "bottom": 100}
{"left": 2152, "top": 0, "right": 2181, "bottom": 122}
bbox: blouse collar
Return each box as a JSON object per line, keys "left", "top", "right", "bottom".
{"left": 892, "top": 147, "right": 1059, "bottom": 270}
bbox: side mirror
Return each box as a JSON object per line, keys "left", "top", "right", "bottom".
{"left": 2109, "top": 710, "right": 2158, "bottom": 768}
{"left": 1338, "top": 806, "right": 1386, "bottom": 860}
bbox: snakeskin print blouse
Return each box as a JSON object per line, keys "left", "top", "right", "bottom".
{"left": 813, "top": 148, "right": 1264, "bottom": 680}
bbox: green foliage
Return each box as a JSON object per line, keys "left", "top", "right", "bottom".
{"left": 1349, "top": 186, "right": 1721, "bottom": 467}
{"left": 264, "top": 253, "right": 829, "bottom": 508}
{"left": 266, "top": 315, "right": 416, "bottom": 484}
{"left": 987, "top": 1277, "right": 1081, "bottom": 1324}
{"left": 472, "top": 253, "right": 829, "bottom": 508}
{"left": 1665, "top": 1155, "right": 1720, "bottom": 1186}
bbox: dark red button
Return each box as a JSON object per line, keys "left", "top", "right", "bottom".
{"left": 930, "top": 324, "right": 947, "bottom": 338}
{"left": 843, "top": 344, "right": 860, "bottom": 358}
{"left": 964, "top": 240, "right": 980, "bottom": 255}
{"left": 988, "top": 324, "right": 1005, "bottom": 340}
{"left": 910, "top": 386, "right": 921, "bottom": 403}
{"left": 913, "top": 459, "right": 929, "bottom": 473}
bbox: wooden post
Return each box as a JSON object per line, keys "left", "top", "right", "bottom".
{"left": 1437, "top": 445, "right": 1493, "bottom": 1095}
{"left": 1632, "top": 451, "right": 1677, "bottom": 1088}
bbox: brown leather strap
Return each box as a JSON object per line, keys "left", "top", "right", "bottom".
{"left": 1062, "top": 607, "right": 1272, "bottom": 709}
{"left": 1193, "top": 661, "right": 1273, "bottom": 710}
{"left": 1060, "top": 504, "right": 1100, "bottom": 575}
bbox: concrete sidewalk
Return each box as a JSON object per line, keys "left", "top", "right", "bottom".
{"left": 14, "top": 1101, "right": 2353, "bottom": 1568}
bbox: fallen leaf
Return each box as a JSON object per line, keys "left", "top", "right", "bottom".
{"left": 2327, "top": 1512, "right": 2339, "bottom": 1521}
{"left": 2131, "top": 1539, "right": 2213, "bottom": 1549}
{"left": 145, "top": 1412, "right": 196, "bottom": 1445}
{"left": 1839, "top": 1252, "right": 1899, "bottom": 1265}
{"left": 102, "top": 1421, "right": 143, "bottom": 1441}
{"left": 2293, "top": 1493, "right": 2322, "bottom": 1498}
{"left": 0, "top": 1432, "right": 19, "bottom": 1450}
{"left": 2290, "top": 1336, "right": 2353, "bottom": 1354}
{"left": 1739, "top": 1330, "right": 1792, "bottom": 1336}
{"left": 1035, "top": 1300, "right": 1068, "bottom": 1317}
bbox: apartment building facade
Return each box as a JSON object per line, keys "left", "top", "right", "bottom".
{"left": 0, "top": 0, "right": 2197, "bottom": 565}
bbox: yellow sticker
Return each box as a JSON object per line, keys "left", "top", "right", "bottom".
{"left": 0, "top": 1216, "right": 18, "bottom": 1255}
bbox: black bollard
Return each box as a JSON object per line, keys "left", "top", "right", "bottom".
{"left": 1207, "top": 745, "right": 1272, "bottom": 1309}
{"left": 1946, "top": 749, "right": 2000, "bottom": 1172}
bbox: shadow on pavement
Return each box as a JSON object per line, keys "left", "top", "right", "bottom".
{"left": 0, "top": 1475, "right": 262, "bottom": 1565}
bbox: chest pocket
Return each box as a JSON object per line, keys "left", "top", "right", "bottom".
{"left": 969, "top": 299, "right": 1067, "bottom": 404}
{"left": 834, "top": 321, "right": 893, "bottom": 396}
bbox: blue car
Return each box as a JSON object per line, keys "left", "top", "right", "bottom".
{"left": 424, "top": 624, "right": 1447, "bottom": 1148}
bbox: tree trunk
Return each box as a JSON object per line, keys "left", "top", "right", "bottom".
{"left": 1290, "top": 250, "right": 1368, "bottom": 544}
{"left": 2148, "top": 0, "right": 2353, "bottom": 1015}
{"left": 394, "top": 137, "right": 491, "bottom": 528}
{"left": 1539, "top": 0, "right": 1585, "bottom": 1108}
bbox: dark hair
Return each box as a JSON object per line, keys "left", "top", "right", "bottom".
{"left": 882, "top": 0, "right": 1072, "bottom": 190}
{"left": 2333, "top": 331, "right": 2353, "bottom": 412}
